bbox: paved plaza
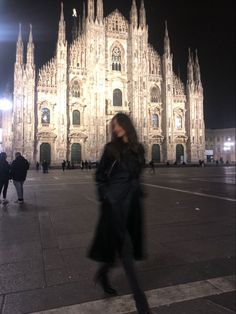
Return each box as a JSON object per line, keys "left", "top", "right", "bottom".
{"left": 0, "top": 166, "right": 235, "bottom": 314}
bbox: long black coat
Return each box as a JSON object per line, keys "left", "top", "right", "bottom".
{"left": 11, "top": 156, "right": 29, "bottom": 181}
{"left": 88, "top": 142, "right": 146, "bottom": 264}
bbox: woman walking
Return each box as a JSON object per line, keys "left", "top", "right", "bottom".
{"left": 0, "top": 152, "right": 11, "bottom": 204}
{"left": 88, "top": 113, "right": 151, "bottom": 314}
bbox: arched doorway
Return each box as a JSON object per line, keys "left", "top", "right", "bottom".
{"left": 152, "top": 144, "right": 160, "bottom": 163}
{"left": 40, "top": 143, "right": 51, "bottom": 164}
{"left": 71, "top": 143, "right": 81, "bottom": 163}
{"left": 176, "top": 144, "right": 184, "bottom": 163}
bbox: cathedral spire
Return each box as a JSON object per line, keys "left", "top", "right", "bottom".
{"left": 164, "top": 21, "right": 171, "bottom": 56}
{"left": 82, "top": 1, "right": 86, "bottom": 32}
{"left": 58, "top": 2, "right": 66, "bottom": 43}
{"left": 139, "top": 0, "right": 146, "bottom": 29}
{"left": 26, "top": 24, "right": 34, "bottom": 65}
{"left": 87, "top": 0, "right": 95, "bottom": 22}
{"left": 187, "top": 48, "right": 194, "bottom": 86}
{"left": 96, "top": 0, "right": 104, "bottom": 23}
{"left": 194, "top": 49, "right": 202, "bottom": 89}
{"left": 72, "top": 8, "right": 78, "bottom": 41}
{"left": 130, "top": 0, "right": 138, "bottom": 28}
{"left": 16, "top": 23, "right": 23, "bottom": 64}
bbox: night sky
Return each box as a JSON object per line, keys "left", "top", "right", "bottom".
{"left": 0, "top": 0, "right": 235, "bottom": 129}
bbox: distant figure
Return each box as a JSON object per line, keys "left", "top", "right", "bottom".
{"left": 88, "top": 113, "right": 150, "bottom": 314}
{"left": 182, "top": 161, "right": 186, "bottom": 166}
{"left": 71, "top": 161, "right": 75, "bottom": 169}
{"left": 216, "top": 160, "right": 219, "bottom": 166}
{"left": 173, "top": 160, "right": 178, "bottom": 166}
{"left": 66, "top": 160, "right": 71, "bottom": 170}
{"left": 62, "top": 160, "right": 66, "bottom": 171}
{"left": 0, "top": 152, "right": 11, "bottom": 205}
{"left": 166, "top": 161, "right": 170, "bottom": 166}
{"left": 226, "top": 160, "right": 230, "bottom": 166}
{"left": 42, "top": 160, "right": 49, "bottom": 173}
{"left": 81, "top": 160, "right": 85, "bottom": 170}
{"left": 84, "top": 160, "right": 88, "bottom": 169}
{"left": 149, "top": 160, "right": 155, "bottom": 174}
{"left": 36, "top": 161, "right": 40, "bottom": 171}
{"left": 11, "top": 152, "right": 29, "bottom": 203}
{"left": 88, "top": 160, "right": 92, "bottom": 170}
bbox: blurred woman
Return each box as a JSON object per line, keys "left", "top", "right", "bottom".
{"left": 88, "top": 113, "right": 150, "bottom": 314}
{"left": 0, "top": 152, "right": 11, "bottom": 204}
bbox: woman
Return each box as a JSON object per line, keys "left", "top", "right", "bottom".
{"left": 88, "top": 113, "right": 150, "bottom": 314}
{"left": 0, "top": 152, "right": 11, "bottom": 204}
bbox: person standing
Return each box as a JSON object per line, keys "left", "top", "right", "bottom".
{"left": 62, "top": 160, "right": 66, "bottom": 172}
{"left": 149, "top": 160, "right": 155, "bottom": 174}
{"left": 11, "top": 152, "right": 29, "bottom": 204}
{"left": 88, "top": 113, "right": 151, "bottom": 314}
{"left": 0, "top": 152, "right": 11, "bottom": 204}
{"left": 42, "top": 160, "right": 49, "bottom": 173}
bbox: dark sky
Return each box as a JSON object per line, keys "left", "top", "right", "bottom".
{"left": 0, "top": 0, "right": 235, "bottom": 129}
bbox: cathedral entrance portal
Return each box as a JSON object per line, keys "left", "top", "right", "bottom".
{"left": 71, "top": 143, "right": 81, "bottom": 164}
{"left": 40, "top": 143, "right": 51, "bottom": 164}
{"left": 152, "top": 144, "right": 160, "bottom": 162}
{"left": 176, "top": 144, "right": 184, "bottom": 163}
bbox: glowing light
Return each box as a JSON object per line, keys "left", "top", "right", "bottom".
{"left": 223, "top": 140, "right": 234, "bottom": 151}
{"left": 0, "top": 98, "right": 12, "bottom": 111}
{"left": 73, "top": 8, "right": 77, "bottom": 17}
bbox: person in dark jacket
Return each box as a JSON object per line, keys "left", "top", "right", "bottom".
{"left": 0, "top": 152, "right": 11, "bottom": 204}
{"left": 88, "top": 113, "right": 151, "bottom": 314}
{"left": 11, "top": 152, "right": 29, "bottom": 203}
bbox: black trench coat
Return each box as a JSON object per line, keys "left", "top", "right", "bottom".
{"left": 88, "top": 142, "right": 146, "bottom": 264}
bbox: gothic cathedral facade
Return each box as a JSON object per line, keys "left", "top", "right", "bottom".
{"left": 2, "top": 0, "right": 205, "bottom": 165}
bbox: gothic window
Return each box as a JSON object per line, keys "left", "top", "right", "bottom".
{"left": 151, "top": 86, "right": 161, "bottom": 103}
{"left": 176, "top": 115, "right": 182, "bottom": 129}
{"left": 112, "top": 47, "right": 121, "bottom": 71}
{"left": 152, "top": 114, "right": 159, "bottom": 128}
{"left": 113, "top": 89, "right": 122, "bottom": 106}
{"left": 71, "top": 80, "right": 80, "bottom": 97}
{"left": 72, "top": 110, "right": 80, "bottom": 125}
{"left": 41, "top": 108, "right": 50, "bottom": 124}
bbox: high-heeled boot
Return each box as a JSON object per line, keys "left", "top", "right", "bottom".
{"left": 94, "top": 266, "right": 117, "bottom": 296}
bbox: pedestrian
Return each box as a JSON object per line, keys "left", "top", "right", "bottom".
{"left": 0, "top": 152, "right": 11, "bottom": 205}
{"left": 42, "top": 160, "right": 49, "bottom": 173}
{"left": 10, "top": 152, "right": 29, "bottom": 204}
{"left": 149, "top": 160, "right": 155, "bottom": 174}
{"left": 36, "top": 161, "right": 40, "bottom": 171}
{"left": 88, "top": 113, "right": 151, "bottom": 314}
{"left": 62, "top": 160, "right": 66, "bottom": 171}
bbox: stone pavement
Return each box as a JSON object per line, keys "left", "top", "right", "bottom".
{"left": 0, "top": 167, "right": 235, "bottom": 314}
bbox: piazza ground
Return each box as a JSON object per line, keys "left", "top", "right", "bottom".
{"left": 0, "top": 166, "right": 235, "bottom": 314}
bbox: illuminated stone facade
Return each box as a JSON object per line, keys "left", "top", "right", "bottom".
{"left": 2, "top": 0, "right": 205, "bottom": 165}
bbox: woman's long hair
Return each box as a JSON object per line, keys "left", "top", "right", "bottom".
{"left": 110, "top": 113, "right": 142, "bottom": 158}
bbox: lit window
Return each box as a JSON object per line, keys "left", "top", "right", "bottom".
{"left": 112, "top": 47, "right": 121, "bottom": 71}
{"left": 152, "top": 114, "right": 159, "bottom": 128}
{"left": 151, "top": 86, "right": 161, "bottom": 103}
{"left": 71, "top": 81, "right": 80, "bottom": 97}
{"left": 41, "top": 108, "right": 50, "bottom": 124}
{"left": 113, "top": 89, "right": 122, "bottom": 106}
{"left": 176, "top": 115, "right": 182, "bottom": 129}
{"left": 72, "top": 110, "right": 80, "bottom": 125}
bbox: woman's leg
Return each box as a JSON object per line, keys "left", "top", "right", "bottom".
{"left": 95, "top": 262, "right": 117, "bottom": 295}
{"left": 120, "top": 233, "right": 149, "bottom": 313}
{"left": 3, "top": 180, "right": 9, "bottom": 199}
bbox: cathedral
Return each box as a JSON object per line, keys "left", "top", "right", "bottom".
{"left": 2, "top": 0, "right": 205, "bottom": 165}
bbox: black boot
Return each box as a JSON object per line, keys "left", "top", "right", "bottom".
{"left": 94, "top": 266, "right": 117, "bottom": 296}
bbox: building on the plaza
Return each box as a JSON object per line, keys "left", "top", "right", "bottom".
{"left": 205, "top": 128, "right": 235, "bottom": 163}
{"left": 1, "top": 0, "right": 205, "bottom": 165}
